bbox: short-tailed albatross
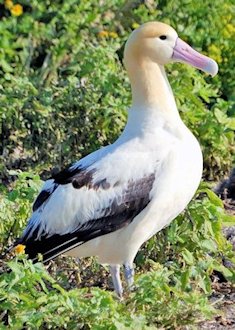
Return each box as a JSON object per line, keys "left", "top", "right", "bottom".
{"left": 15, "top": 22, "right": 218, "bottom": 297}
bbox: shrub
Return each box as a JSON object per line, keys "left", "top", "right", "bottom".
{"left": 0, "top": 0, "right": 234, "bottom": 180}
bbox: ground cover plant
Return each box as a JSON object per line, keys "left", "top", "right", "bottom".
{"left": 0, "top": 0, "right": 235, "bottom": 329}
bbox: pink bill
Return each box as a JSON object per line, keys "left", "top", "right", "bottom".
{"left": 172, "top": 38, "right": 218, "bottom": 77}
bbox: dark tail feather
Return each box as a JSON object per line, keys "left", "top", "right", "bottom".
{"left": 17, "top": 227, "right": 113, "bottom": 263}
{"left": 11, "top": 209, "right": 138, "bottom": 263}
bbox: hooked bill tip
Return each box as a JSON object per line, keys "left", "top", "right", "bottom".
{"left": 203, "top": 59, "right": 218, "bottom": 77}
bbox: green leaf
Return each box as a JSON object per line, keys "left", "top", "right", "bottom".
{"left": 221, "top": 213, "right": 235, "bottom": 226}
{"left": 200, "top": 239, "right": 217, "bottom": 252}
{"left": 204, "top": 189, "right": 224, "bottom": 208}
{"left": 182, "top": 249, "right": 194, "bottom": 265}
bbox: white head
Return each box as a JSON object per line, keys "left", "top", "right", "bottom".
{"left": 124, "top": 22, "right": 218, "bottom": 77}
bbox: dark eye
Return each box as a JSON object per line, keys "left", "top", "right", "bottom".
{"left": 159, "top": 35, "right": 167, "bottom": 40}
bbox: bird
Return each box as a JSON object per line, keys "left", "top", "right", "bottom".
{"left": 14, "top": 22, "right": 218, "bottom": 298}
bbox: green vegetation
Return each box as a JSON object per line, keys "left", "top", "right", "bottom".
{"left": 1, "top": 174, "right": 235, "bottom": 328}
{"left": 0, "top": 0, "right": 234, "bottom": 179}
{"left": 0, "top": 0, "right": 235, "bottom": 329}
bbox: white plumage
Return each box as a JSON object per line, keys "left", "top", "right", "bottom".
{"left": 16, "top": 22, "right": 218, "bottom": 297}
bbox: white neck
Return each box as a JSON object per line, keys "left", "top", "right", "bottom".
{"left": 114, "top": 58, "right": 186, "bottom": 144}
{"left": 125, "top": 57, "right": 180, "bottom": 121}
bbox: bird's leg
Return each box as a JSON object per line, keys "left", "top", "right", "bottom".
{"left": 109, "top": 264, "right": 123, "bottom": 298}
{"left": 124, "top": 262, "right": 134, "bottom": 290}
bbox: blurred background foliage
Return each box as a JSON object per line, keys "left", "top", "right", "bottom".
{"left": 0, "top": 0, "right": 234, "bottom": 183}
{"left": 0, "top": 0, "right": 235, "bottom": 328}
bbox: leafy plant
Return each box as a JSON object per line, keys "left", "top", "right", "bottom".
{"left": 0, "top": 171, "right": 41, "bottom": 252}
{"left": 0, "top": 256, "right": 216, "bottom": 329}
{"left": 0, "top": 0, "right": 234, "bottom": 180}
{"left": 0, "top": 173, "right": 234, "bottom": 328}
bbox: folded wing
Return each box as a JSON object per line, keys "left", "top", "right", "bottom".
{"left": 16, "top": 153, "right": 156, "bottom": 262}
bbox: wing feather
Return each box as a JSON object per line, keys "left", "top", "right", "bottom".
{"left": 17, "top": 172, "right": 155, "bottom": 262}
{"left": 16, "top": 143, "right": 159, "bottom": 263}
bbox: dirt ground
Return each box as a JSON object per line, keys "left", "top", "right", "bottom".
{"left": 198, "top": 278, "right": 235, "bottom": 329}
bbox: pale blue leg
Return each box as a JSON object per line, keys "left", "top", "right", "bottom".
{"left": 109, "top": 264, "right": 123, "bottom": 298}
{"left": 124, "top": 262, "right": 134, "bottom": 289}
